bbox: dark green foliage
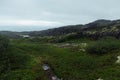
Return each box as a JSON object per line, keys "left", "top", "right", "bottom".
{"left": 0, "top": 36, "right": 10, "bottom": 74}
{"left": 0, "top": 51, "right": 28, "bottom": 73}
{"left": 0, "top": 36, "right": 34, "bottom": 79}
{"left": 0, "top": 36, "right": 9, "bottom": 53}
{"left": 0, "top": 31, "right": 21, "bottom": 38}
{"left": 86, "top": 38, "right": 120, "bottom": 54}
{"left": 53, "top": 32, "right": 87, "bottom": 43}
{"left": 30, "top": 37, "right": 55, "bottom": 43}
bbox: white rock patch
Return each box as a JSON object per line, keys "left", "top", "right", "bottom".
{"left": 116, "top": 56, "right": 120, "bottom": 64}
{"left": 81, "top": 43, "right": 87, "bottom": 47}
{"left": 79, "top": 49, "right": 85, "bottom": 52}
{"left": 97, "top": 78, "right": 103, "bottom": 80}
{"left": 42, "top": 64, "right": 50, "bottom": 70}
{"left": 51, "top": 76, "right": 61, "bottom": 80}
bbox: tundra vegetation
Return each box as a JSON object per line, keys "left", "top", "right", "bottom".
{"left": 0, "top": 35, "right": 120, "bottom": 80}
{"left": 1, "top": 20, "right": 120, "bottom": 80}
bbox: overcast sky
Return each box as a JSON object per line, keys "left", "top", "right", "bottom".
{"left": 0, "top": 0, "right": 120, "bottom": 31}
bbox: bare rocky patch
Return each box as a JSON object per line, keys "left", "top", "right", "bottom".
{"left": 42, "top": 63, "right": 62, "bottom": 80}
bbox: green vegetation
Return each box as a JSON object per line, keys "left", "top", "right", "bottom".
{"left": 0, "top": 36, "right": 120, "bottom": 80}
{"left": 2, "top": 19, "right": 120, "bottom": 80}
{"left": 0, "top": 36, "right": 9, "bottom": 53}
{"left": 86, "top": 38, "right": 120, "bottom": 54}
{"left": 0, "top": 36, "right": 43, "bottom": 80}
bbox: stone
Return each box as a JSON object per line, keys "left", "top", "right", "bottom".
{"left": 116, "top": 56, "right": 120, "bottom": 63}
{"left": 79, "top": 49, "right": 85, "bottom": 52}
{"left": 51, "top": 76, "right": 61, "bottom": 80}
{"left": 52, "top": 76, "right": 57, "bottom": 80}
{"left": 42, "top": 64, "right": 50, "bottom": 70}
{"left": 81, "top": 43, "right": 87, "bottom": 47}
{"left": 97, "top": 78, "right": 103, "bottom": 80}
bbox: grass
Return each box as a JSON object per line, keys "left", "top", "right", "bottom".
{"left": 86, "top": 38, "right": 120, "bottom": 54}
{"left": 0, "top": 43, "right": 48, "bottom": 80}
{"left": 1, "top": 37, "right": 120, "bottom": 80}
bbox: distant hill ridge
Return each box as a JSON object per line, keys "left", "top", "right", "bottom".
{"left": 1, "top": 19, "right": 120, "bottom": 38}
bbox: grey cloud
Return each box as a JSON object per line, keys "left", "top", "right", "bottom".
{"left": 0, "top": 0, "right": 120, "bottom": 31}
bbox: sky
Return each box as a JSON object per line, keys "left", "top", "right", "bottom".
{"left": 0, "top": 0, "right": 120, "bottom": 31}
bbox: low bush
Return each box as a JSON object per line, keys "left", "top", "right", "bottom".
{"left": 0, "top": 36, "right": 33, "bottom": 79}
{"left": 86, "top": 38, "right": 120, "bottom": 54}
{"left": 0, "top": 36, "right": 9, "bottom": 53}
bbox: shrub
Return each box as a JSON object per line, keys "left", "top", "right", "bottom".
{"left": 0, "top": 36, "right": 32, "bottom": 77}
{"left": 0, "top": 36, "right": 9, "bottom": 53}
{"left": 86, "top": 38, "right": 120, "bottom": 54}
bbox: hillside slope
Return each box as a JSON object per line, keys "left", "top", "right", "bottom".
{"left": 1, "top": 19, "right": 120, "bottom": 38}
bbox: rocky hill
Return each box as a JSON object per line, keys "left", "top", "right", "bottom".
{"left": 1, "top": 19, "right": 120, "bottom": 39}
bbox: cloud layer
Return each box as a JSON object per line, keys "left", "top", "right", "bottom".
{"left": 0, "top": 0, "right": 120, "bottom": 31}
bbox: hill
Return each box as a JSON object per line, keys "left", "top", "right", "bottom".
{"left": 27, "top": 19, "right": 120, "bottom": 38}
{"left": 1, "top": 19, "right": 120, "bottom": 38}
